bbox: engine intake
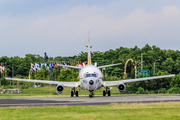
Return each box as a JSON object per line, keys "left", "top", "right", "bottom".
{"left": 118, "top": 83, "right": 126, "bottom": 92}
{"left": 56, "top": 84, "right": 64, "bottom": 94}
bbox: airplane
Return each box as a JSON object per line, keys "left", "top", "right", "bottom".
{"left": 6, "top": 31, "right": 175, "bottom": 98}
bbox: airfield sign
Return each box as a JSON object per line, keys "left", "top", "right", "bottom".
{"left": 138, "top": 69, "right": 150, "bottom": 77}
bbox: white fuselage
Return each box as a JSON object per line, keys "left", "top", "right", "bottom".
{"left": 79, "top": 65, "right": 103, "bottom": 91}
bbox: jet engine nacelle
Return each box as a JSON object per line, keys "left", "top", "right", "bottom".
{"left": 118, "top": 82, "right": 126, "bottom": 92}
{"left": 56, "top": 84, "right": 64, "bottom": 94}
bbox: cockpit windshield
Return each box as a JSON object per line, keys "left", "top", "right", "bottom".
{"left": 85, "top": 73, "right": 98, "bottom": 78}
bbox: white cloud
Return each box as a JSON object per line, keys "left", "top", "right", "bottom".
{"left": 0, "top": 5, "right": 180, "bottom": 57}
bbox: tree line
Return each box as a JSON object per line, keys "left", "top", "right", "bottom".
{"left": 1, "top": 44, "right": 180, "bottom": 93}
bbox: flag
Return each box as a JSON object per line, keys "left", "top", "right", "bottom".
{"left": 55, "top": 63, "right": 57, "bottom": 68}
{"left": 41, "top": 63, "right": 47, "bottom": 68}
{"left": 41, "top": 63, "right": 44, "bottom": 68}
{"left": 0, "top": 64, "right": 5, "bottom": 71}
{"left": 76, "top": 62, "right": 83, "bottom": 67}
{"left": 35, "top": 63, "right": 40, "bottom": 70}
{"left": 67, "top": 63, "right": 71, "bottom": 66}
{"left": 63, "top": 63, "right": 67, "bottom": 69}
{"left": 79, "top": 62, "right": 83, "bottom": 66}
{"left": 49, "top": 63, "right": 51, "bottom": 68}
{"left": 31, "top": 63, "right": 35, "bottom": 70}
{"left": 0, "top": 64, "right": 3, "bottom": 69}
{"left": 39, "top": 63, "right": 41, "bottom": 69}
{"left": 46, "top": 66, "right": 49, "bottom": 70}
{"left": 3, "top": 64, "right": 5, "bottom": 71}
{"left": 52, "top": 63, "right": 54, "bottom": 68}
{"left": 52, "top": 63, "right": 54, "bottom": 72}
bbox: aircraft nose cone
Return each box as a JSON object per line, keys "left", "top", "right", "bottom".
{"left": 89, "top": 80, "right": 94, "bottom": 85}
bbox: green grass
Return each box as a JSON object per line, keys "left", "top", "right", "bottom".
{"left": 0, "top": 102, "right": 180, "bottom": 120}
{"left": 0, "top": 86, "right": 121, "bottom": 98}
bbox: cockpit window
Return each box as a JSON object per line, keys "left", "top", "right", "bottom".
{"left": 91, "top": 74, "right": 97, "bottom": 77}
{"left": 86, "top": 74, "right": 91, "bottom": 77}
{"left": 85, "top": 73, "right": 98, "bottom": 77}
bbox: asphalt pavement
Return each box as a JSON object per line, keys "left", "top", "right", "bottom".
{"left": 0, "top": 94, "right": 180, "bottom": 107}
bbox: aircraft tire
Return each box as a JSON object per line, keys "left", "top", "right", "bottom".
{"left": 89, "top": 92, "right": 94, "bottom": 98}
{"left": 103, "top": 90, "right": 106, "bottom": 96}
{"left": 76, "top": 91, "right": 78, "bottom": 97}
{"left": 89, "top": 95, "right": 94, "bottom": 98}
{"left": 108, "top": 90, "right": 111, "bottom": 96}
{"left": 71, "top": 91, "right": 74, "bottom": 97}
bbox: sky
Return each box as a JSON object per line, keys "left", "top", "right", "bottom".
{"left": 0, "top": 0, "right": 180, "bottom": 57}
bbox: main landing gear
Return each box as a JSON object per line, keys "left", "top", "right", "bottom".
{"left": 71, "top": 87, "right": 79, "bottom": 97}
{"left": 89, "top": 91, "right": 94, "bottom": 98}
{"left": 103, "top": 87, "right": 111, "bottom": 96}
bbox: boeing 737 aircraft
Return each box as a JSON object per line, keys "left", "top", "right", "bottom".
{"left": 6, "top": 32, "right": 175, "bottom": 97}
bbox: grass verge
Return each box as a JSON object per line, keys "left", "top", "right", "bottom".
{"left": 0, "top": 86, "right": 121, "bottom": 98}
{"left": 0, "top": 102, "right": 180, "bottom": 120}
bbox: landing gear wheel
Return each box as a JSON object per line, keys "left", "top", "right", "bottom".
{"left": 108, "top": 90, "right": 111, "bottom": 96}
{"left": 89, "top": 92, "right": 94, "bottom": 98}
{"left": 71, "top": 91, "right": 74, "bottom": 97}
{"left": 103, "top": 90, "right": 106, "bottom": 96}
{"left": 89, "top": 94, "right": 92, "bottom": 97}
{"left": 76, "top": 91, "right": 78, "bottom": 97}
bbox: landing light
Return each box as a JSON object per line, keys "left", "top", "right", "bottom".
{"left": 103, "top": 82, "right": 106, "bottom": 85}
{"left": 76, "top": 83, "right": 79, "bottom": 86}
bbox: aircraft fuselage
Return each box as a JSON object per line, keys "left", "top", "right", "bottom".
{"left": 79, "top": 65, "right": 103, "bottom": 91}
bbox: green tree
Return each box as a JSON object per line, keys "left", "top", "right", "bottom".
{"left": 162, "top": 58, "right": 175, "bottom": 73}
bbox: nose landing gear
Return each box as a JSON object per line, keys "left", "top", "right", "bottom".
{"left": 71, "top": 87, "right": 79, "bottom": 97}
{"left": 103, "top": 87, "right": 111, "bottom": 96}
{"left": 89, "top": 91, "right": 94, "bottom": 98}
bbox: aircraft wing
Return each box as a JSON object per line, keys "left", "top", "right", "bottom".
{"left": 58, "top": 64, "right": 81, "bottom": 69}
{"left": 98, "top": 63, "right": 121, "bottom": 68}
{"left": 103, "top": 74, "right": 175, "bottom": 87}
{"left": 5, "top": 78, "right": 79, "bottom": 87}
